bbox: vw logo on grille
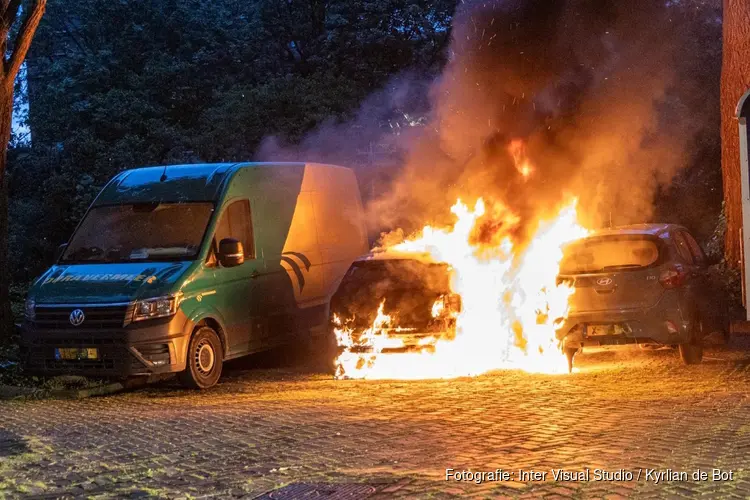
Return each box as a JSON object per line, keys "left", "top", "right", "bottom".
{"left": 596, "top": 277, "right": 613, "bottom": 286}
{"left": 69, "top": 309, "right": 85, "bottom": 326}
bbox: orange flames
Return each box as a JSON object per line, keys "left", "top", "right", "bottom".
{"left": 334, "top": 142, "right": 589, "bottom": 380}
{"left": 509, "top": 139, "right": 533, "bottom": 178}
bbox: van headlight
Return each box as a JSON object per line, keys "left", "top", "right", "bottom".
{"left": 24, "top": 297, "right": 35, "bottom": 321}
{"left": 132, "top": 294, "right": 181, "bottom": 322}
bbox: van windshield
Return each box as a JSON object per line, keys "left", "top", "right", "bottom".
{"left": 559, "top": 236, "right": 662, "bottom": 275}
{"left": 61, "top": 202, "right": 214, "bottom": 263}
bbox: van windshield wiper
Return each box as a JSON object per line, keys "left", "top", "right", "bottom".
{"left": 61, "top": 246, "right": 105, "bottom": 262}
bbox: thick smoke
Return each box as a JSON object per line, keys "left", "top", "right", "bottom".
{"left": 259, "top": 0, "right": 709, "bottom": 245}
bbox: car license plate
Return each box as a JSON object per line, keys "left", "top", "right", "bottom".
{"left": 585, "top": 324, "right": 630, "bottom": 337}
{"left": 55, "top": 347, "right": 99, "bottom": 360}
{"left": 586, "top": 324, "right": 613, "bottom": 337}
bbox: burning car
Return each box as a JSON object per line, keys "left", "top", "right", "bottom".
{"left": 556, "top": 224, "right": 718, "bottom": 371}
{"left": 330, "top": 251, "right": 461, "bottom": 370}
{"left": 330, "top": 198, "right": 589, "bottom": 380}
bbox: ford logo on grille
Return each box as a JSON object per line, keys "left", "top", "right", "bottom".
{"left": 69, "top": 309, "right": 85, "bottom": 326}
{"left": 596, "top": 277, "right": 613, "bottom": 286}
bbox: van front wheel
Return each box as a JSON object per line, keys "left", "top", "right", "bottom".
{"left": 179, "top": 326, "right": 223, "bottom": 389}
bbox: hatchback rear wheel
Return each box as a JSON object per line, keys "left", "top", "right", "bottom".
{"left": 679, "top": 321, "right": 703, "bottom": 365}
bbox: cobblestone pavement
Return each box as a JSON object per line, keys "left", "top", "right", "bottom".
{"left": 3, "top": 337, "right": 750, "bottom": 499}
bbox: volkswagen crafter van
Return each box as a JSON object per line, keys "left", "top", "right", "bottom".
{"left": 21, "top": 162, "right": 368, "bottom": 388}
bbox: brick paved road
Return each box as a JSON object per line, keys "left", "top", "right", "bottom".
{"left": 2, "top": 338, "right": 750, "bottom": 499}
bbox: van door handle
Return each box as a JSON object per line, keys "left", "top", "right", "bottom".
{"left": 250, "top": 270, "right": 260, "bottom": 279}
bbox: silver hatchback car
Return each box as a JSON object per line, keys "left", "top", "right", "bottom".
{"left": 555, "top": 224, "right": 723, "bottom": 372}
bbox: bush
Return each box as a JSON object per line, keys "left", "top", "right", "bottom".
{"left": 704, "top": 205, "right": 744, "bottom": 323}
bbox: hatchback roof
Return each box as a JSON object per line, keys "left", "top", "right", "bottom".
{"left": 584, "top": 223, "right": 688, "bottom": 239}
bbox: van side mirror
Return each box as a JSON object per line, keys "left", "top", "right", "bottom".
{"left": 218, "top": 238, "right": 245, "bottom": 267}
{"left": 55, "top": 243, "right": 68, "bottom": 261}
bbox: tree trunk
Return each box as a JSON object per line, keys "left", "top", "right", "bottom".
{"left": 0, "top": 88, "right": 12, "bottom": 339}
{"left": 721, "top": 0, "right": 750, "bottom": 267}
{"left": 0, "top": 0, "right": 47, "bottom": 343}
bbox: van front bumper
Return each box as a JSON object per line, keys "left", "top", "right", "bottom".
{"left": 20, "top": 311, "right": 192, "bottom": 378}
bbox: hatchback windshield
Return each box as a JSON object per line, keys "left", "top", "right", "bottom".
{"left": 560, "top": 236, "right": 661, "bottom": 275}
{"left": 340, "top": 259, "right": 452, "bottom": 292}
{"left": 61, "top": 202, "right": 214, "bottom": 263}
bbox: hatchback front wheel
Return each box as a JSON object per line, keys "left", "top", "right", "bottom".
{"left": 564, "top": 347, "right": 578, "bottom": 373}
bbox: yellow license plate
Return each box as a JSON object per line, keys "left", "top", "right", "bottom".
{"left": 55, "top": 348, "right": 99, "bottom": 360}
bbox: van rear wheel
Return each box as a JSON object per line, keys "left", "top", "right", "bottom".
{"left": 179, "top": 326, "right": 223, "bottom": 389}
{"left": 306, "top": 330, "right": 338, "bottom": 374}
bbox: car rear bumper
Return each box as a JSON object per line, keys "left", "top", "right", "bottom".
{"left": 20, "top": 311, "right": 192, "bottom": 378}
{"left": 341, "top": 330, "right": 451, "bottom": 354}
{"left": 555, "top": 294, "right": 693, "bottom": 349}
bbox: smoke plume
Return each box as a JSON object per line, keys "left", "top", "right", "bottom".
{"left": 259, "top": 0, "right": 711, "bottom": 245}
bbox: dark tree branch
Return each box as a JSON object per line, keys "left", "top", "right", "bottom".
{"left": 2, "top": 0, "right": 21, "bottom": 31}
{"left": 0, "top": 0, "right": 20, "bottom": 71}
{"left": 59, "top": 8, "right": 95, "bottom": 55}
{"left": 55, "top": 17, "right": 89, "bottom": 55}
{"left": 4, "top": 0, "right": 46, "bottom": 87}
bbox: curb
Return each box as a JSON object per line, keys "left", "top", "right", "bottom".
{"left": 0, "top": 381, "right": 126, "bottom": 401}
{"left": 0, "top": 384, "right": 37, "bottom": 399}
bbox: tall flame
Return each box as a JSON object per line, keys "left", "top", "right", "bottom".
{"left": 334, "top": 196, "right": 589, "bottom": 380}
{"left": 333, "top": 137, "right": 591, "bottom": 380}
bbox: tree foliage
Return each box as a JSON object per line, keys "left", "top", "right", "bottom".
{"left": 10, "top": 0, "right": 455, "bottom": 284}
{"left": 6, "top": 0, "right": 725, "bottom": 294}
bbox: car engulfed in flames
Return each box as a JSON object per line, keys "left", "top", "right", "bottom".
{"left": 330, "top": 253, "right": 462, "bottom": 377}
{"left": 331, "top": 196, "right": 590, "bottom": 380}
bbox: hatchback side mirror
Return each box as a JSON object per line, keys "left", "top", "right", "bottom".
{"left": 218, "top": 238, "right": 245, "bottom": 267}
{"left": 447, "top": 293, "right": 462, "bottom": 313}
{"left": 55, "top": 243, "right": 68, "bottom": 261}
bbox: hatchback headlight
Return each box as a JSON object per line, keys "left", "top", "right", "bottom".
{"left": 24, "top": 297, "right": 35, "bottom": 321}
{"left": 132, "top": 294, "right": 181, "bottom": 322}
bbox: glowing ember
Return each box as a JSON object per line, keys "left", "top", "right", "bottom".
{"left": 431, "top": 297, "right": 445, "bottom": 318}
{"left": 333, "top": 194, "right": 589, "bottom": 380}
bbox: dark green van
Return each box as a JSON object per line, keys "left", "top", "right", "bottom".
{"left": 21, "top": 162, "right": 368, "bottom": 388}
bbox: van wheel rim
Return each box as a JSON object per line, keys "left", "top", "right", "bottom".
{"left": 195, "top": 341, "right": 215, "bottom": 374}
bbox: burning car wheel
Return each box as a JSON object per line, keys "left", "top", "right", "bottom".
{"left": 564, "top": 347, "right": 578, "bottom": 373}
{"left": 179, "top": 326, "right": 223, "bottom": 389}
